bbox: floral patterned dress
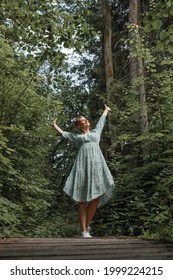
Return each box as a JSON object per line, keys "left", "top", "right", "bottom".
{"left": 62, "top": 115, "right": 114, "bottom": 207}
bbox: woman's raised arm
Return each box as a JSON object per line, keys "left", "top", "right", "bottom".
{"left": 102, "top": 104, "right": 111, "bottom": 117}
{"left": 51, "top": 119, "right": 64, "bottom": 134}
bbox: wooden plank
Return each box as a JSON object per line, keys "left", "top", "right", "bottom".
{"left": 0, "top": 238, "right": 172, "bottom": 260}
{"left": 1, "top": 251, "right": 173, "bottom": 260}
{"left": 0, "top": 237, "right": 171, "bottom": 246}
{"left": 0, "top": 241, "right": 172, "bottom": 250}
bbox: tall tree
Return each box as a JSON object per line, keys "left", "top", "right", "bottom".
{"left": 102, "top": 0, "right": 114, "bottom": 100}
{"left": 129, "top": 0, "right": 149, "bottom": 160}
{"left": 102, "top": 0, "right": 115, "bottom": 145}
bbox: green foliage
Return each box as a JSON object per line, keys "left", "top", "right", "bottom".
{"left": 0, "top": 30, "right": 65, "bottom": 236}
{"left": 90, "top": 19, "right": 173, "bottom": 239}
{"left": 0, "top": 0, "right": 98, "bottom": 237}
{"left": 143, "top": 0, "right": 173, "bottom": 53}
{"left": 27, "top": 216, "right": 67, "bottom": 237}
{"left": 1, "top": 0, "right": 173, "bottom": 242}
{"left": 0, "top": 197, "right": 22, "bottom": 237}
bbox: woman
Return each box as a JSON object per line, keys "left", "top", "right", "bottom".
{"left": 52, "top": 105, "right": 114, "bottom": 238}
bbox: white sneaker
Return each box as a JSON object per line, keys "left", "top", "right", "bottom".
{"left": 81, "top": 231, "right": 92, "bottom": 238}
{"left": 87, "top": 226, "right": 91, "bottom": 233}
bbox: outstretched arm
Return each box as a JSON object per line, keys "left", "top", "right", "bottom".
{"left": 95, "top": 104, "right": 111, "bottom": 135}
{"left": 102, "top": 104, "right": 111, "bottom": 117}
{"left": 51, "top": 119, "right": 64, "bottom": 134}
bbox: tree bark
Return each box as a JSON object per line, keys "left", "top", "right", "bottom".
{"left": 129, "top": 0, "right": 150, "bottom": 160}
{"left": 129, "top": 0, "right": 139, "bottom": 80}
{"left": 102, "top": 0, "right": 114, "bottom": 145}
{"left": 103, "top": 0, "right": 114, "bottom": 100}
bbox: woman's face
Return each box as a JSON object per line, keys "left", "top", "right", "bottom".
{"left": 78, "top": 116, "right": 90, "bottom": 130}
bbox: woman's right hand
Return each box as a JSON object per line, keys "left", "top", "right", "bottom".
{"left": 51, "top": 119, "right": 64, "bottom": 134}
{"left": 51, "top": 119, "right": 57, "bottom": 127}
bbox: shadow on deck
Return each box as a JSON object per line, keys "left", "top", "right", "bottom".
{"left": 0, "top": 237, "right": 173, "bottom": 260}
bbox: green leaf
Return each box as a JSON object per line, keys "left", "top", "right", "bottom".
{"left": 167, "top": 0, "right": 172, "bottom": 7}
{"left": 169, "top": 35, "right": 173, "bottom": 42}
{"left": 160, "top": 158, "right": 173, "bottom": 163}
{"left": 170, "top": 7, "right": 173, "bottom": 16}
{"left": 144, "top": 23, "right": 153, "bottom": 33}
{"left": 162, "top": 149, "right": 173, "bottom": 155}
{"left": 162, "top": 12, "right": 169, "bottom": 18}
{"left": 168, "top": 24, "right": 173, "bottom": 34}
{"left": 168, "top": 45, "right": 173, "bottom": 53}
{"left": 156, "top": 41, "right": 165, "bottom": 51}
{"left": 167, "top": 175, "right": 173, "bottom": 185}
{"left": 160, "top": 31, "right": 168, "bottom": 40}
{"left": 152, "top": 19, "right": 162, "bottom": 30}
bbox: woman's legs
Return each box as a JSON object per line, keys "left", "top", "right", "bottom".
{"left": 78, "top": 202, "right": 87, "bottom": 232}
{"left": 78, "top": 197, "right": 100, "bottom": 233}
{"left": 86, "top": 197, "right": 100, "bottom": 230}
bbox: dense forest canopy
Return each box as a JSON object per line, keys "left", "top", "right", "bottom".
{"left": 0, "top": 0, "right": 173, "bottom": 240}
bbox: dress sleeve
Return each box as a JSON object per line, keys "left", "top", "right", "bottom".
{"left": 62, "top": 131, "right": 78, "bottom": 144}
{"left": 95, "top": 115, "right": 106, "bottom": 136}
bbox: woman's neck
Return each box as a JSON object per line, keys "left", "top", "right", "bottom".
{"left": 82, "top": 128, "right": 90, "bottom": 134}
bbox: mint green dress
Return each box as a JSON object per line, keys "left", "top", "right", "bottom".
{"left": 62, "top": 115, "right": 114, "bottom": 207}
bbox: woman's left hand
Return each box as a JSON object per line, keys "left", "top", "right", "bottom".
{"left": 104, "top": 104, "right": 111, "bottom": 112}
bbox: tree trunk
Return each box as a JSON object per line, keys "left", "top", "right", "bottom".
{"left": 102, "top": 0, "right": 114, "bottom": 145}
{"left": 103, "top": 0, "right": 114, "bottom": 100}
{"left": 129, "top": 0, "right": 150, "bottom": 160}
{"left": 129, "top": 0, "right": 139, "bottom": 80}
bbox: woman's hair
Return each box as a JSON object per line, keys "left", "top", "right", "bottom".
{"left": 74, "top": 116, "right": 84, "bottom": 127}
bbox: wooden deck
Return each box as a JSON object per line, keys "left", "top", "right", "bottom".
{"left": 0, "top": 237, "right": 173, "bottom": 260}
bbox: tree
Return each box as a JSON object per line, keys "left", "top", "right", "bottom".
{"left": 102, "top": 0, "right": 114, "bottom": 100}
{"left": 129, "top": 0, "right": 149, "bottom": 160}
